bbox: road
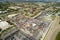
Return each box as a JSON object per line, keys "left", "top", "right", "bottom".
{"left": 43, "top": 16, "right": 60, "bottom": 40}
{"left": 32, "top": 11, "right": 44, "bottom": 19}
{"left": 50, "top": 25, "right": 60, "bottom": 40}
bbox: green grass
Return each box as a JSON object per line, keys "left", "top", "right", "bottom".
{"left": 59, "top": 21, "right": 60, "bottom": 24}
{"left": 25, "top": 13, "right": 38, "bottom": 18}
{"left": 55, "top": 31, "right": 60, "bottom": 40}
{"left": 51, "top": 15, "right": 56, "bottom": 20}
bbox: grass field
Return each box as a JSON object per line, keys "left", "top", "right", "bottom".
{"left": 55, "top": 31, "right": 60, "bottom": 40}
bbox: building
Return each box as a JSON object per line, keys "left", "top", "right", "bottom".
{"left": 0, "top": 21, "right": 19, "bottom": 40}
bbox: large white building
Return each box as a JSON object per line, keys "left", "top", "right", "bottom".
{"left": 0, "top": 21, "right": 10, "bottom": 30}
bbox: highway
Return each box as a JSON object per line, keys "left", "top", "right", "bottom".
{"left": 43, "top": 16, "right": 60, "bottom": 40}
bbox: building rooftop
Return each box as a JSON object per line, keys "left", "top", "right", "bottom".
{"left": 0, "top": 21, "right": 11, "bottom": 30}
{"left": 7, "top": 14, "right": 17, "bottom": 19}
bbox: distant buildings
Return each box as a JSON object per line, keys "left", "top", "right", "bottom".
{"left": 0, "top": 2, "right": 59, "bottom": 40}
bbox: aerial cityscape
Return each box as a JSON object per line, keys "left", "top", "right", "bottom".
{"left": 0, "top": 1, "right": 60, "bottom": 40}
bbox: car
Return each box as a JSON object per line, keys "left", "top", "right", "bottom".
{"left": 0, "top": 18, "right": 2, "bottom": 22}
